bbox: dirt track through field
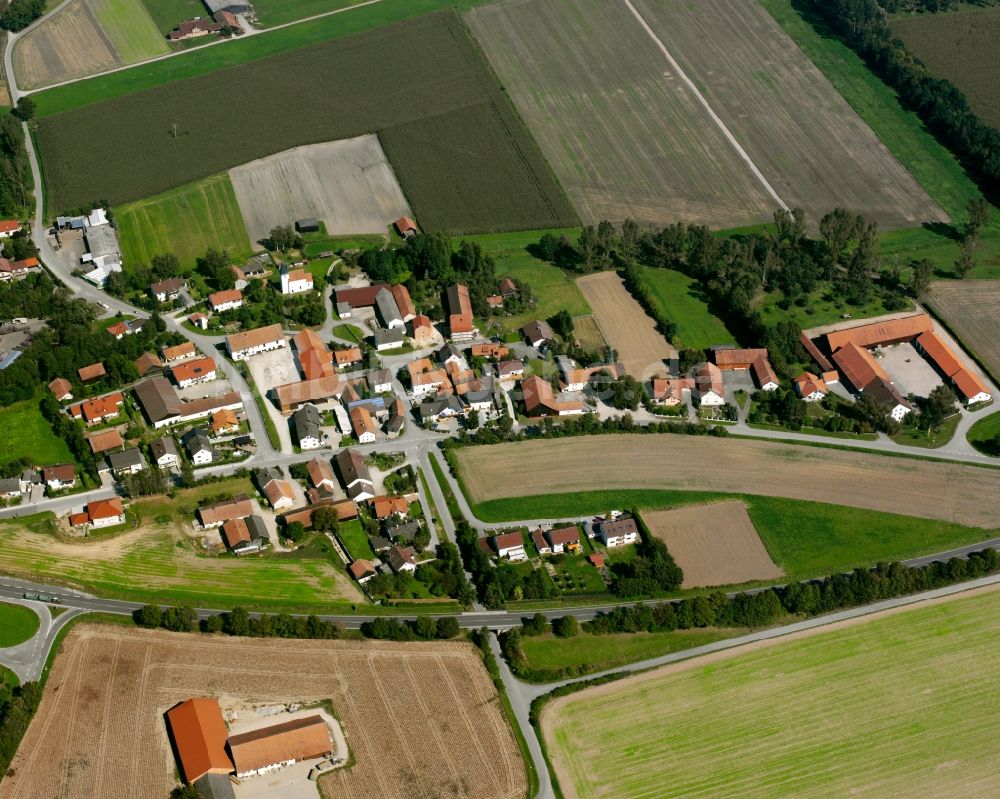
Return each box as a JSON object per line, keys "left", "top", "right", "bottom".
{"left": 230, "top": 137, "right": 413, "bottom": 244}
{"left": 0, "top": 625, "right": 526, "bottom": 799}
{"left": 644, "top": 502, "right": 783, "bottom": 588}
{"left": 576, "top": 272, "right": 675, "bottom": 378}
{"left": 457, "top": 434, "right": 1000, "bottom": 528}
{"left": 927, "top": 280, "right": 1000, "bottom": 384}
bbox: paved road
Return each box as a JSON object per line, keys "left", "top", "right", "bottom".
{"left": 0, "top": 597, "right": 86, "bottom": 683}
{"left": 495, "top": 571, "right": 1000, "bottom": 799}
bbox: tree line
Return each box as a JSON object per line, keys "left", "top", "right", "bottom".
{"left": 504, "top": 547, "right": 1000, "bottom": 681}
{"left": 0, "top": 678, "right": 41, "bottom": 775}
{"left": 0, "top": 0, "right": 44, "bottom": 31}
{"left": 813, "top": 0, "right": 1000, "bottom": 200}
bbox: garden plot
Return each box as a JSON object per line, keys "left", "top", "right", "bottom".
{"left": 230, "top": 137, "right": 413, "bottom": 245}
{"left": 643, "top": 502, "right": 782, "bottom": 589}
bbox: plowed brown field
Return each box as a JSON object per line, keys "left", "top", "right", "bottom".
{"left": 577, "top": 272, "right": 675, "bottom": 379}
{"left": 926, "top": 280, "right": 1000, "bottom": 383}
{"left": 644, "top": 502, "right": 782, "bottom": 588}
{"left": 456, "top": 435, "right": 1000, "bottom": 528}
{"left": 0, "top": 625, "right": 526, "bottom": 799}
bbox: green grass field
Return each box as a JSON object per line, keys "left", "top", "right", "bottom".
{"left": 0, "top": 481, "right": 365, "bottom": 612}
{"left": 460, "top": 229, "right": 591, "bottom": 336}
{"left": 521, "top": 628, "right": 741, "bottom": 677}
{"left": 116, "top": 173, "right": 253, "bottom": 270}
{"left": 0, "top": 397, "right": 74, "bottom": 467}
{"left": 0, "top": 602, "right": 40, "bottom": 647}
{"left": 470, "top": 490, "right": 995, "bottom": 581}
{"left": 634, "top": 266, "right": 735, "bottom": 349}
{"left": 332, "top": 323, "right": 364, "bottom": 343}
{"left": 93, "top": 0, "right": 169, "bottom": 63}
{"left": 763, "top": 0, "right": 1000, "bottom": 280}
{"left": 139, "top": 0, "right": 207, "bottom": 33}
{"left": 544, "top": 587, "right": 1000, "bottom": 799}
{"left": 337, "top": 519, "right": 371, "bottom": 559}
{"left": 31, "top": 0, "right": 494, "bottom": 117}
{"left": 254, "top": 0, "right": 359, "bottom": 27}
{"left": 968, "top": 410, "right": 1000, "bottom": 456}
{"left": 891, "top": 412, "right": 961, "bottom": 449}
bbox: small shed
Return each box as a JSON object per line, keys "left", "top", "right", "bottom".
{"left": 295, "top": 218, "right": 320, "bottom": 233}
{"left": 394, "top": 216, "right": 417, "bottom": 238}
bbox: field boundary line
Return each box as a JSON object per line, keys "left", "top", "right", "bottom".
{"left": 620, "top": 0, "right": 789, "bottom": 212}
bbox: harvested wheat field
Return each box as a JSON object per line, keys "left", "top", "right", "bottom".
{"left": 457, "top": 435, "right": 1000, "bottom": 528}
{"left": 542, "top": 584, "right": 1000, "bottom": 799}
{"left": 0, "top": 624, "right": 526, "bottom": 799}
{"left": 644, "top": 501, "right": 782, "bottom": 588}
{"left": 577, "top": 272, "right": 674, "bottom": 379}
{"left": 571, "top": 314, "right": 607, "bottom": 353}
{"left": 926, "top": 280, "right": 1000, "bottom": 383}
{"left": 230, "top": 137, "right": 413, "bottom": 245}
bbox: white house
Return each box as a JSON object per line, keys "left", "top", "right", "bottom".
{"left": 184, "top": 432, "right": 215, "bottom": 466}
{"left": 150, "top": 437, "right": 180, "bottom": 469}
{"left": 374, "top": 328, "right": 404, "bottom": 352}
{"left": 208, "top": 289, "right": 243, "bottom": 313}
{"left": 171, "top": 356, "right": 217, "bottom": 389}
{"left": 280, "top": 265, "right": 313, "bottom": 294}
{"left": 493, "top": 532, "right": 527, "bottom": 561}
{"left": 293, "top": 404, "right": 324, "bottom": 450}
{"left": 107, "top": 448, "right": 146, "bottom": 476}
{"left": 368, "top": 368, "right": 393, "bottom": 394}
{"left": 694, "top": 363, "right": 726, "bottom": 407}
{"left": 226, "top": 324, "right": 286, "bottom": 360}
{"left": 42, "top": 465, "right": 76, "bottom": 491}
{"left": 597, "top": 518, "right": 639, "bottom": 548}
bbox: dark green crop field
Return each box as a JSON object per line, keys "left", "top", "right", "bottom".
{"left": 34, "top": 11, "right": 576, "bottom": 234}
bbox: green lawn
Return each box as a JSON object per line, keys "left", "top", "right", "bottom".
{"left": 337, "top": 519, "right": 372, "bottom": 560}
{"left": 762, "top": 0, "right": 1000, "bottom": 279}
{"left": 544, "top": 588, "right": 1000, "bottom": 799}
{"left": 634, "top": 265, "right": 735, "bottom": 349}
{"left": 32, "top": 0, "right": 496, "bottom": 117}
{"left": 757, "top": 283, "right": 896, "bottom": 331}
{"left": 332, "top": 323, "right": 364, "bottom": 343}
{"left": 471, "top": 490, "right": 995, "bottom": 581}
{"left": 0, "top": 665, "right": 17, "bottom": 689}
{"left": 459, "top": 229, "right": 591, "bottom": 336}
{"left": 0, "top": 602, "right": 40, "bottom": 647}
{"left": 968, "top": 410, "right": 1000, "bottom": 456}
{"left": 521, "top": 628, "right": 742, "bottom": 677}
{"left": 0, "top": 481, "right": 366, "bottom": 612}
{"left": 138, "top": 0, "right": 205, "bottom": 33}
{"left": 93, "top": 0, "right": 169, "bottom": 63}
{"left": 0, "top": 397, "right": 74, "bottom": 467}
{"left": 890, "top": 412, "right": 961, "bottom": 449}
{"left": 116, "top": 173, "right": 253, "bottom": 270}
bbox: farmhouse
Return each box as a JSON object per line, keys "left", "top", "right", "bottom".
{"left": 832, "top": 342, "right": 890, "bottom": 394}
{"left": 274, "top": 375, "right": 341, "bottom": 413}
{"left": 68, "top": 391, "right": 124, "bottom": 425}
{"left": 43, "top": 464, "right": 76, "bottom": 491}
{"left": 70, "top": 497, "right": 125, "bottom": 529}
{"left": 376, "top": 288, "right": 404, "bottom": 329}
{"left": 165, "top": 698, "right": 232, "bottom": 784}
{"left": 334, "top": 284, "right": 388, "bottom": 311}
{"left": 390, "top": 284, "right": 416, "bottom": 321}
{"left": 374, "top": 327, "right": 405, "bottom": 351}
{"left": 497, "top": 359, "right": 525, "bottom": 381}
{"left": 134, "top": 351, "right": 164, "bottom": 376}
{"left": 794, "top": 372, "right": 828, "bottom": 402}
{"left": 262, "top": 477, "right": 296, "bottom": 510}
{"left": 280, "top": 265, "right": 313, "bottom": 295}
{"left": 372, "top": 495, "right": 409, "bottom": 520}
{"left": 368, "top": 367, "right": 393, "bottom": 394}
{"left": 865, "top": 376, "right": 913, "bottom": 421}
{"left": 522, "top": 320, "right": 554, "bottom": 349}
{"left": 169, "top": 17, "right": 224, "bottom": 40}
{"left": 150, "top": 436, "right": 180, "bottom": 468}
{"left": 349, "top": 559, "right": 377, "bottom": 584}
{"left": 447, "top": 284, "right": 478, "bottom": 341}
{"left": 226, "top": 324, "right": 285, "bottom": 360}
{"left": 210, "top": 408, "right": 240, "bottom": 435}
{"left": 492, "top": 531, "right": 527, "bottom": 561}
{"left": 531, "top": 528, "right": 550, "bottom": 555}
{"left": 914, "top": 331, "right": 992, "bottom": 405}
{"left": 559, "top": 359, "right": 624, "bottom": 392}
{"left": 150, "top": 277, "right": 186, "bottom": 302}
{"left": 651, "top": 376, "right": 694, "bottom": 406}
{"left": 825, "top": 314, "right": 933, "bottom": 353}
{"left": 0, "top": 219, "right": 20, "bottom": 238}
{"left": 410, "top": 314, "right": 435, "bottom": 344}
{"left": 107, "top": 448, "right": 146, "bottom": 476}
{"left": 712, "top": 347, "right": 779, "bottom": 391}
{"left": 546, "top": 526, "right": 581, "bottom": 554}
{"left": 293, "top": 403, "right": 324, "bottom": 450}
{"left": 0, "top": 257, "right": 40, "bottom": 281}
{"left": 387, "top": 544, "right": 418, "bottom": 573}
{"left": 472, "top": 343, "right": 509, "bottom": 360}
{"left": 221, "top": 516, "right": 268, "bottom": 554}
{"left": 172, "top": 356, "right": 217, "bottom": 388}
{"left": 189, "top": 312, "right": 209, "bottom": 330}
{"left": 198, "top": 495, "right": 253, "bottom": 528}
{"left": 208, "top": 289, "right": 243, "bottom": 313}
{"left": 48, "top": 377, "right": 73, "bottom": 401}
{"left": 78, "top": 361, "right": 106, "bottom": 382}
{"left": 694, "top": 363, "right": 725, "bottom": 406}
{"left": 349, "top": 406, "right": 378, "bottom": 443}
{"left": 88, "top": 429, "right": 123, "bottom": 454}
{"left": 418, "top": 395, "right": 464, "bottom": 426}
{"left": 294, "top": 329, "right": 335, "bottom": 381}
{"left": 307, "top": 457, "right": 336, "bottom": 491}
{"left": 134, "top": 377, "right": 243, "bottom": 428}
{"left": 597, "top": 518, "right": 639, "bottom": 548}
{"left": 334, "top": 346, "right": 363, "bottom": 367}
{"left": 521, "top": 375, "right": 584, "bottom": 417}
{"left": 336, "top": 448, "right": 374, "bottom": 501}
{"left": 163, "top": 341, "right": 196, "bottom": 363}
{"left": 394, "top": 216, "right": 417, "bottom": 238}
{"left": 181, "top": 429, "right": 215, "bottom": 465}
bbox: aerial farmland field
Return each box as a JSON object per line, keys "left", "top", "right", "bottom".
{"left": 13, "top": 0, "right": 168, "bottom": 91}
{"left": 455, "top": 434, "right": 1000, "bottom": 528}
{"left": 229, "top": 137, "right": 413, "bottom": 244}
{"left": 542, "top": 585, "right": 1000, "bottom": 799}
{"left": 893, "top": 6, "right": 1000, "bottom": 129}
{"left": 926, "top": 280, "right": 1000, "bottom": 384}
{"left": 0, "top": 624, "right": 527, "bottom": 799}
{"left": 576, "top": 271, "right": 675, "bottom": 378}
{"left": 467, "top": 0, "right": 943, "bottom": 230}
{"left": 115, "top": 173, "right": 254, "bottom": 270}
{"left": 634, "top": 265, "right": 736, "bottom": 349}
{"left": 34, "top": 12, "right": 576, "bottom": 234}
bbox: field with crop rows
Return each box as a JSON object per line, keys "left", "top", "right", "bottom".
{"left": 229, "top": 137, "right": 412, "bottom": 244}
{"left": 35, "top": 12, "right": 576, "bottom": 234}
{"left": 892, "top": 6, "right": 1000, "bottom": 129}
{"left": 13, "top": 0, "right": 167, "bottom": 90}
{"left": 456, "top": 434, "right": 1000, "bottom": 528}
{"left": 576, "top": 272, "right": 675, "bottom": 379}
{"left": 926, "top": 280, "right": 1000, "bottom": 384}
{"left": 543, "top": 585, "right": 1000, "bottom": 799}
{"left": 468, "top": 0, "right": 942, "bottom": 230}
{"left": 116, "top": 173, "right": 254, "bottom": 270}
{"left": 0, "top": 624, "right": 526, "bottom": 799}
